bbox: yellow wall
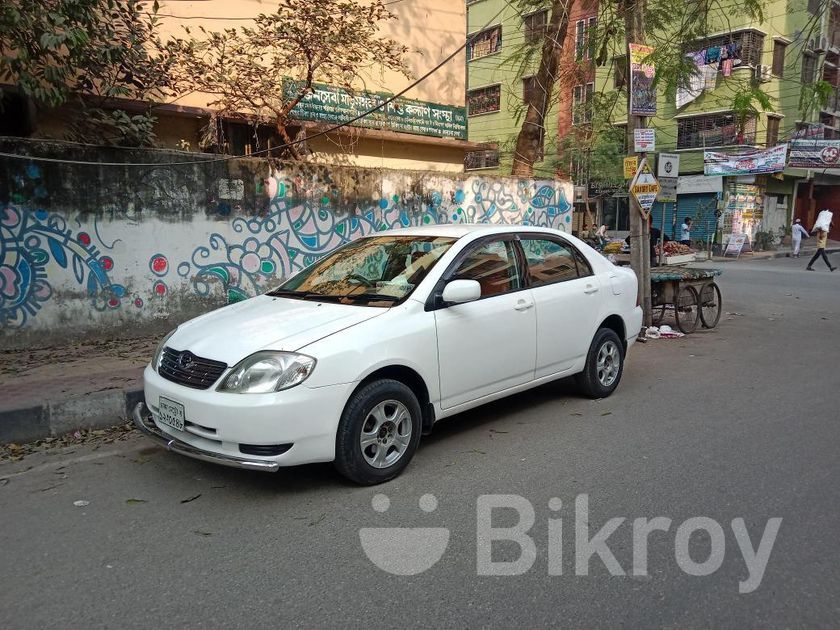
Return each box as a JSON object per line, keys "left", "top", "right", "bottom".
{"left": 155, "top": 0, "right": 466, "bottom": 110}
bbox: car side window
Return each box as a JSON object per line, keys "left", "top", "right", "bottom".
{"left": 451, "top": 239, "right": 522, "bottom": 297}
{"left": 520, "top": 237, "right": 583, "bottom": 286}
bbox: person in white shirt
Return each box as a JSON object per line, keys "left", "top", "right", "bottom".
{"left": 680, "top": 217, "right": 692, "bottom": 246}
{"left": 791, "top": 218, "right": 809, "bottom": 258}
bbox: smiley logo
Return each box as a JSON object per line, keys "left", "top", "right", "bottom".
{"left": 359, "top": 493, "right": 450, "bottom": 575}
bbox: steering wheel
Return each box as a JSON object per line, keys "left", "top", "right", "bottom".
{"left": 346, "top": 273, "right": 374, "bottom": 287}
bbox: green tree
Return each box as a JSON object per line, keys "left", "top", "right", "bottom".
{"left": 159, "top": 0, "right": 411, "bottom": 159}
{"left": 0, "top": 0, "right": 169, "bottom": 146}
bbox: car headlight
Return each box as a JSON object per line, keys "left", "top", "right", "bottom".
{"left": 152, "top": 329, "right": 177, "bottom": 373}
{"left": 218, "top": 351, "right": 316, "bottom": 394}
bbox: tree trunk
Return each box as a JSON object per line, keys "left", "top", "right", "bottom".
{"left": 510, "top": 0, "right": 571, "bottom": 177}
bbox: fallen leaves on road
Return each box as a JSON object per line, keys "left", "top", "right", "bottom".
{"left": 0, "top": 422, "right": 137, "bottom": 463}
{"left": 180, "top": 494, "right": 201, "bottom": 504}
{"left": 125, "top": 498, "right": 147, "bottom": 505}
{"left": 192, "top": 530, "right": 213, "bottom": 537}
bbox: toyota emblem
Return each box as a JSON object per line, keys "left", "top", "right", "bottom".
{"left": 177, "top": 351, "right": 195, "bottom": 369}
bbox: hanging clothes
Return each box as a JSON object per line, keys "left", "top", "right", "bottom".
{"left": 705, "top": 47, "right": 722, "bottom": 64}
{"left": 721, "top": 59, "right": 733, "bottom": 76}
{"left": 703, "top": 63, "right": 718, "bottom": 90}
{"left": 676, "top": 51, "right": 706, "bottom": 109}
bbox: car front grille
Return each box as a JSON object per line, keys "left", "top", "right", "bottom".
{"left": 239, "top": 443, "right": 293, "bottom": 457}
{"left": 159, "top": 347, "right": 228, "bottom": 390}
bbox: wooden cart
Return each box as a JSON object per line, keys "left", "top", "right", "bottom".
{"left": 650, "top": 266, "right": 723, "bottom": 334}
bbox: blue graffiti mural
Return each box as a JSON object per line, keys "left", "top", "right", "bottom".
{"left": 0, "top": 205, "right": 132, "bottom": 328}
{"left": 168, "top": 176, "right": 572, "bottom": 303}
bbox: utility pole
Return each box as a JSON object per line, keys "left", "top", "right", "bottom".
{"left": 623, "top": 0, "right": 652, "bottom": 326}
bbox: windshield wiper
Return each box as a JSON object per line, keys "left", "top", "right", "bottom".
{"left": 266, "top": 288, "right": 308, "bottom": 298}
{"left": 337, "top": 293, "right": 400, "bottom": 304}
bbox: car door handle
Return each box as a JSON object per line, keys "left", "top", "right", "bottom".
{"left": 584, "top": 284, "right": 599, "bottom": 295}
{"left": 514, "top": 300, "right": 534, "bottom": 311}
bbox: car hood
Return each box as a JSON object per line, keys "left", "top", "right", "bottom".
{"left": 168, "top": 295, "right": 385, "bottom": 365}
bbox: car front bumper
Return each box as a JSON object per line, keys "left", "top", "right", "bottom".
{"left": 138, "top": 365, "right": 354, "bottom": 470}
{"left": 133, "top": 402, "right": 281, "bottom": 472}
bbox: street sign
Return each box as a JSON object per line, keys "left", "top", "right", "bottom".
{"left": 725, "top": 233, "right": 747, "bottom": 258}
{"left": 657, "top": 177, "right": 677, "bottom": 203}
{"left": 623, "top": 156, "right": 639, "bottom": 179}
{"left": 633, "top": 128, "right": 656, "bottom": 152}
{"left": 658, "top": 152, "right": 680, "bottom": 178}
{"left": 629, "top": 158, "right": 660, "bottom": 217}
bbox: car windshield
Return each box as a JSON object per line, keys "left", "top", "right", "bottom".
{"left": 268, "top": 235, "right": 456, "bottom": 306}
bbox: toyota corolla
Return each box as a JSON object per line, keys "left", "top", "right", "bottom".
{"left": 134, "top": 225, "right": 642, "bottom": 484}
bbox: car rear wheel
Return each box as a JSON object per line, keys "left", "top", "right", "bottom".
{"left": 334, "top": 379, "right": 422, "bottom": 485}
{"left": 575, "top": 328, "right": 625, "bottom": 399}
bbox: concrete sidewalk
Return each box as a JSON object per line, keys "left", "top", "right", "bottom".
{"left": 698, "top": 239, "right": 840, "bottom": 264}
{"left": 0, "top": 337, "right": 154, "bottom": 443}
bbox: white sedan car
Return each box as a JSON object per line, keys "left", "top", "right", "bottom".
{"left": 134, "top": 225, "right": 642, "bottom": 484}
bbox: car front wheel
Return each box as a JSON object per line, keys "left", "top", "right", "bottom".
{"left": 575, "top": 328, "right": 625, "bottom": 399}
{"left": 334, "top": 379, "right": 422, "bottom": 485}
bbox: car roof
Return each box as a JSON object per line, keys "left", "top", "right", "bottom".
{"left": 368, "top": 224, "right": 567, "bottom": 239}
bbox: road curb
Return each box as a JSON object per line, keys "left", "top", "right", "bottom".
{"left": 0, "top": 388, "right": 144, "bottom": 444}
{"left": 773, "top": 247, "right": 840, "bottom": 259}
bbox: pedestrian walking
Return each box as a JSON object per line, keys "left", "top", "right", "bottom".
{"left": 680, "top": 217, "right": 692, "bottom": 246}
{"left": 791, "top": 218, "right": 810, "bottom": 258}
{"left": 806, "top": 224, "right": 836, "bottom": 271}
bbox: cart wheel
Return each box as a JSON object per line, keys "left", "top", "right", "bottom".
{"left": 652, "top": 303, "right": 667, "bottom": 326}
{"left": 674, "top": 285, "right": 700, "bottom": 334}
{"left": 699, "top": 282, "right": 722, "bottom": 329}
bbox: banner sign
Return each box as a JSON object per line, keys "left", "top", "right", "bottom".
{"left": 788, "top": 140, "right": 840, "bottom": 169}
{"left": 657, "top": 177, "right": 678, "bottom": 203}
{"left": 658, "top": 152, "right": 680, "bottom": 178}
{"left": 588, "top": 178, "right": 625, "bottom": 198}
{"left": 284, "top": 81, "right": 467, "bottom": 140}
{"left": 629, "top": 44, "right": 656, "bottom": 116}
{"left": 623, "top": 156, "right": 639, "bottom": 179}
{"left": 704, "top": 144, "right": 788, "bottom": 176}
{"left": 725, "top": 234, "right": 747, "bottom": 257}
{"left": 633, "top": 128, "right": 656, "bottom": 152}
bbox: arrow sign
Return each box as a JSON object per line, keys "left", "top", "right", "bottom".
{"left": 629, "top": 158, "right": 660, "bottom": 217}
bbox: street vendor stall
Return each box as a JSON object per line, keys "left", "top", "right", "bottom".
{"left": 650, "top": 266, "right": 722, "bottom": 334}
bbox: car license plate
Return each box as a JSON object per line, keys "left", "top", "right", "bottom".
{"left": 158, "top": 397, "right": 185, "bottom": 431}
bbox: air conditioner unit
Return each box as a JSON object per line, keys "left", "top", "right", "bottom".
{"left": 754, "top": 64, "right": 773, "bottom": 82}
{"left": 811, "top": 36, "right": 828, "bottom": 53}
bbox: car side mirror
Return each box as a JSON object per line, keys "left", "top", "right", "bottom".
{"left": 441, "top": 279, "right": 481, "bottom": 304}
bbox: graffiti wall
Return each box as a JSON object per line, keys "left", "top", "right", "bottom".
{"left": 0, "top": 140, "right": 573, "bottom": 347}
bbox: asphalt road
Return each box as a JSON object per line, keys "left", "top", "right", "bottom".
{"left": 2, "top": 254, "right": 839, "bottom": 629}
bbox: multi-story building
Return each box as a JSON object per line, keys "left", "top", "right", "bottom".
{"left": 466, "top": 0, "right": 839, "bottom": 243}
{"left": 0, "top": 0, "right": 479, "bottom": 172}
{"left": 464, "top": 0, "right": 598, "bottom": 178}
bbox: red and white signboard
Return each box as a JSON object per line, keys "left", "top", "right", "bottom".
{"left": 633, "top": 128, "right": 656, "bottom": 152}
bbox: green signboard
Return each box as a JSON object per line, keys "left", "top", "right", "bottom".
{"left": 285, "top": 81, "right": 467, "bottom": 140}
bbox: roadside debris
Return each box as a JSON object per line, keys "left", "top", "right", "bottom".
{"left": 73, "top": 500, "right": 90, "bottom": 507}
{"left": 0, "top": 422, "right": 136, "bottom": 463}
{"left": 645, "top": 325, "right": 685, "bottom": 339}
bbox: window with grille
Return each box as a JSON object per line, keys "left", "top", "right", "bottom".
{"left": 676, "top": 112, "right": 757, "bottom": 148}
{"left": 772, "top": 41, "right": 786, "bottom": 76}
{"left": 573, "top": 83, "right": 594, "bottom": 125}
{"left": 523, "top": 76, "right": 542, "bottom": 108}
{"left": 465, "top": 148, "right": 501, "bottom": 170}
{"left": 575, "top": 21, "right": 585, "bottom": 59}
{"left": 523, "top": 10, "right": 547, "bottom": 44}
{"left": 614, "top": 56, "right": 628, "bottom": 89}
{"left": 689, "top": 30, "right": 765, "bottom": 68}
{"left": 575, "top": 17, "right": 596, "bottom": 60}
{"left": 766, "top": 116, "right": 780, "bottom": 146}
{"left": 802, "top": 53, "right": 817, "bottom": 83}
{"left": 467, "top": 84, "right": 501, "bottom": 116}
{"left": 468, "top": 25, "right": 502, "bottom": 60}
